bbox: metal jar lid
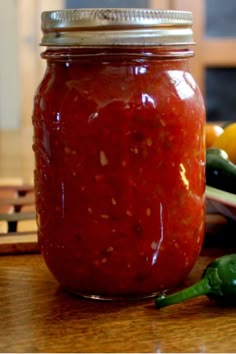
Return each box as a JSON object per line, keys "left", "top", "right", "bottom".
{"left": 41, "top": 8, "right": 194, "bottom": 47}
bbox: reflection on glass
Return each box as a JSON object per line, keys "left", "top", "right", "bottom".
{"left": 141, "top": 93, "right": 157, "bottom": 108}
{"left": 167, "top": 71, "right": 195, "bottom": 101}
{"left": 179, "top": 163, "right": 190, "bottom": 190}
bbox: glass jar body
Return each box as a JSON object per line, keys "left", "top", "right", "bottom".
{"left": 33, "top": 47, "right": 205, "bottom": 300}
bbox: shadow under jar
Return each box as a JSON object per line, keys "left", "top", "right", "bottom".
{"left": 33, "top": 8, "right": 206, "bottom": 300}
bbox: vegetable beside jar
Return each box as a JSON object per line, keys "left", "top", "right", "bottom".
{"left": 32, "top": 8, "right": 206, "bottom": 300}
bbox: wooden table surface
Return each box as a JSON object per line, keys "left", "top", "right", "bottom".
{"left": 1, "top": 129, "right": 236, "bottom": 353}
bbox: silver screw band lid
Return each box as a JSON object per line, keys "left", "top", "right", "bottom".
{"left": 41, "top": 8, "right": 194, "bottom": 47}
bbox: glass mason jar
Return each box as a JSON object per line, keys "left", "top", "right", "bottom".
{"left": 33, "top": 8, "right": 206, "bottom": 300}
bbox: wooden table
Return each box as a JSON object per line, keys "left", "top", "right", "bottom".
{"left": 1, "top": 129, "right": 236, "bottom": 353}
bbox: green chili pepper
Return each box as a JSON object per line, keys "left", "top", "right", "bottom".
{"left": 206, "top": 152, "right": 236, "bottom": 193}
{"left": 155, "top": 254, "right": 236, "bottom": 309}
{"left": 206, "top": 147, "right": 228, "bottom": 160}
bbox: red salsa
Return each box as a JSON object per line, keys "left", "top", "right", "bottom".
{"left": 33, "top": 46, "right": 205, "bottom": 299}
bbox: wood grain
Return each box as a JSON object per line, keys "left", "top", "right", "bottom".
{"left": 0, "top": 194, "right": 35, "bottom": 206}
{"left": 1, "top": 130, "right": 236, "bottom": 352}
{"left": 0, "top": 233, "right": 38, "bottom": 254}
{"left": 0, "top": 251, "right": 236, "bottom": 353}
{"left": 0, "top": 211, "right": 36, "bottom": 222}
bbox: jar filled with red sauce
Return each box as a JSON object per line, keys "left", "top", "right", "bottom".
{"left": 33, "top": 8, "right": 205, "bottom": 300}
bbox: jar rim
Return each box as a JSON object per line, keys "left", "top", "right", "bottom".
{"left": 41, "top": 8, "right": 195, "bottom": 47}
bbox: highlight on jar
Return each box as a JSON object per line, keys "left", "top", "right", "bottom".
{"left": 32, "top": 8, "right": 205, "bottom": 300}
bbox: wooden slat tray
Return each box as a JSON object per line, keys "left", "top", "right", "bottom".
{"left": 0, "top": 179, "right": 39, "bottom": 254}
{"left": 0, "top": 178, "right": 233, "bottom": 254}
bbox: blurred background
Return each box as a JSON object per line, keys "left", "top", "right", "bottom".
{"left": 2, "top": 0, "right": 236, "bottom": 129}
{"left": 1, "top": 0, "right": 236, "bottom": 179}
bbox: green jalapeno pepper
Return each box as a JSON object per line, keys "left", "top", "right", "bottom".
{"left": 206, "top": 147, "right": 228, "bottom": 160}
{"left": 206, "top": 149, "right": 236, "bottom": 194}
{"left": 155, "top": 254, "right": 236, "bottom": 309}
